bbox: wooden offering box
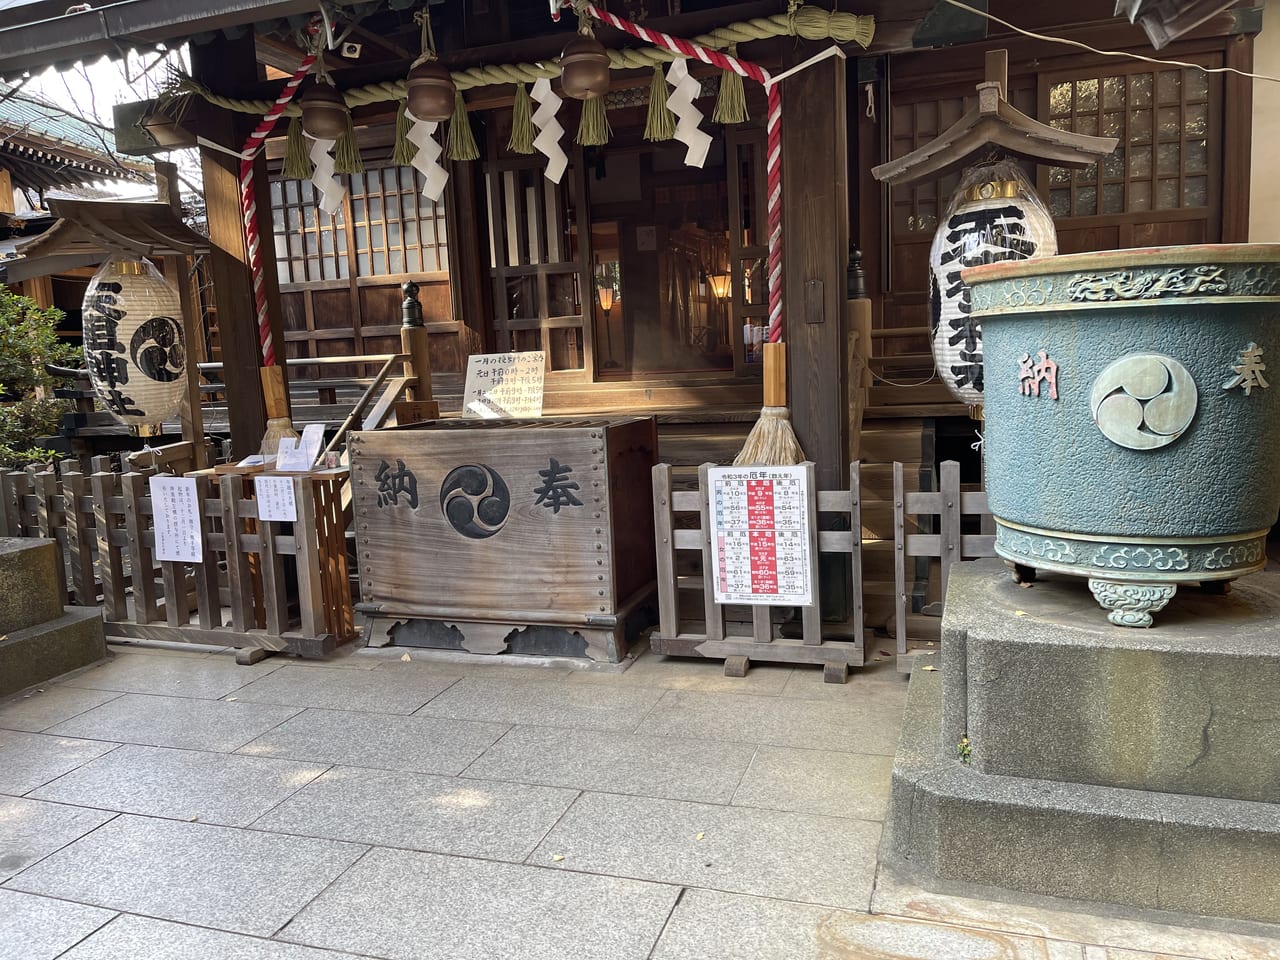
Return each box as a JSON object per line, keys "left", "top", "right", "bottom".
{"left": 349, "top": 417, "right": 657, "bottom": 662}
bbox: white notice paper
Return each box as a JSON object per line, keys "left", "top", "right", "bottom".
{"left": 276, "top": 424, "right": 326, "bottom": 472}
{"left": 149, "top": 475, "right": 202, "bottom": 563}
{"left": 254, "top": 475, "right": 298, "bottom": 523}
{"left": 462, "top": 352, "right": 545, "bottom": 419}
{"left": 707, "top": 465, "right": 814, "bottom": 606}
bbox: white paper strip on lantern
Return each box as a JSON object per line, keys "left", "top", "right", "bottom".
{"left": 82, "top": 257, "right": 187, "bottom": 435}
{"left": 928, "top": 160, "right": 1057, "bottom": 407}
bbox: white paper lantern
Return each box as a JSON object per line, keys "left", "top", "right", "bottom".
{"left": 82, "top": 257, "right": 186, "bottom": 435}
{"left": 928, "top": 159, "right": 1057, "bottom": 407}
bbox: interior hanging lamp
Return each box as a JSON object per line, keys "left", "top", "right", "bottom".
{"left": 406, "top": 7, "right": 455, "bottom": 122}
{"left": 82, "top": 257, "right": 186, "bottom": 437}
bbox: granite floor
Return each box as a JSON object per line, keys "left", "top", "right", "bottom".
{"left": 2, "top": 639, "right": 1279, "bottom": 960}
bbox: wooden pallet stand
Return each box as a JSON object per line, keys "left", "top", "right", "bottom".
{"left": 649, "top": 461, "right": 870, "bottom": 684}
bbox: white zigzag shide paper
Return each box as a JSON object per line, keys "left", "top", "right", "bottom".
{"left": 530, "top": 77, "right": 568, "bottom": 184}
{"left": 665, "top": 58, "right": 712, "bottom": 169}
{"left": 308, "top": 136, "right": 346, "bottom": 215}
{"left": 407, "top": 117, "right": 449, "bottom": 202}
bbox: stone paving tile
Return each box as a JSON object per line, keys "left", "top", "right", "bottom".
{"left": 463, "top": 725, "right": 757, "bottom": 803}
{"left": 732, "top": 745, "right": 894, "bottom": 821}
{"left": 46, "top": 694, "right": 303, "bottom": 753}
{"left": 236, "top": 707, "right": 508, "bottom": 776}
{"left": 228, "top": 664, "right": 459, "bottom": 714}
{"left": 872, "top": 862, "right": 1280, "bottom": 960}
{"left": 1082, "top": 948, "right": 1200, "bottom": 960}
{"left": 253, "top": 765, "right": 577, "bottom": 862}
{"left": 567, "top": 652, "right": 795, "bottom": 695}
{"left": 777, "top": 658, "right": 910, "bottom": 705}
{"left": 651, "top": 889, "right": 1081, "bottom": 960}
{"left": 533, "top": 791, "right": 880, "bottom": 910}
{"left": 0, "top": 796, "right": 114, "bottom": 881}
{"left": 58, "top": 915, "right": 372, "bottom": 960}
{"left": 372, "top": 655, "right": 577, "bottom": 682}
{"left": 414, "top": 676, "right": 666, "bottom": 731}
{"left": 0, "top": 686, "right": 121, "bottom": 733}
{"left": 29, "top": 744, "right": 328, "bottom": 827}
{"left": 64, "top": 653, "right": 281, "bottom": 699}
{"left": 641, "top": 689, "right": 903, "bottom": 755}
{"left": 5, "top": 814, "right": 367, "bottom": 937}
{"left": 0, "top": 888, "right": 116, "bottom": 960}
{"left": 279, "top": 846, "right": 679, "bottom": 960}
{"left": 0, "top": 730, "right": 117, "bottom": 796}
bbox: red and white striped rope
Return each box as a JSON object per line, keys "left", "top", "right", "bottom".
{"left": 582, "top": 3, "right": 784, "bottom": 342}
{"left": 238, "top": 51, "right": 317, "bottom": 366}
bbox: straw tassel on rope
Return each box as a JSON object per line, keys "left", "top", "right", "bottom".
{"left": 282, "top": 115, "right": 314, "bottom": 179}
{"left": 393, "top": 100, "right": 417, "bottom": 164}
{"left": 576, "top": 96, "right": 611, "bottom": 146}
{"left": 508, "top": 82, "right": 536, "bottom": 154}
{"left": 713, "top": 44, "right": 748, "bottom": 124}
{"left": 446, "top": 89, "right": 480, "bottom": 160}
{"left": 734, "top": 342, "right": 804, "bottom": 466}
{"left": 643, "top": 65, "right": 674, "bottom": 141}
{"left": 333, "top": 111, "right": 363, "bottom": 174}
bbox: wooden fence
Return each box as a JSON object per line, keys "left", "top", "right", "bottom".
{"left": 893, "top": 459, "right": 996, "bottom": 670}
{"left": 0, "top": 460, "right": 354, "bottom": 662}
{"left": 649, "top": 461, "right": 868, "bottom": 684}
{"left": 649, "top": 459, "right": 998, "bottom": 681}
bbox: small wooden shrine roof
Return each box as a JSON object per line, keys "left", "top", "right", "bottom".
{"left": 872, "top": 50, "right": 1119, "bottom": 185}
{"left": 15, "top": 197, "right": 210, "bottom": 260}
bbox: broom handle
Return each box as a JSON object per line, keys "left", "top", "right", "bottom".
{"left": 763, "top": 341, "right": 786, "bottom": 408}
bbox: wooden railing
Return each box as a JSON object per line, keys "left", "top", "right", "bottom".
{"left": 0, "top": 460, "right": 354, "bottom": 662}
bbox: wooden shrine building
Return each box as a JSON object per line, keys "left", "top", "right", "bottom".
{"left": 0, "top": 0, "right": 1265, "bottom": 639}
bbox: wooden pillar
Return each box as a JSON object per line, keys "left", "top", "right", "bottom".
{"left": 781, "top": 45, "right": 850, "bottom": 490}
{"left": 1223, "top": 32, "right": 1254, "bottom": 242}
{"left": 189, "top": 33, "right": 291, "bottom": 458}
{"left": 155, "top": 161, "right": 206, "bottom": 470}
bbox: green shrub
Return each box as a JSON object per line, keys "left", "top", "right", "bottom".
{"left": 0, "top": 288, "right": 78, "bottom": 468}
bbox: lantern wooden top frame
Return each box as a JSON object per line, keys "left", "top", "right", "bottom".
{"left": 871, "top": 50, "right": 1119, "bottom": 186}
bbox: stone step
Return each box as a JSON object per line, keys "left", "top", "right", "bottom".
{"left": 0, "top": 606, "right": 106, "bottom": 698}
{"left": 0, "top": 538, "right": 68, "bottom": 635}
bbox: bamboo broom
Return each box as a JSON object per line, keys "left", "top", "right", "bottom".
{"left": 733, "top": 341, "right": 804, "bottom": 466}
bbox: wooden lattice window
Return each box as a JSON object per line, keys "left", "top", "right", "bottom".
{"left": 270, "top": 164, "right": 448, "bottom": 287}
{"left": 350, "top": 165, "right": 448, "bottom": 277}
{"left": 1044, "top": 64, "right": 1214, "bottom": 217}
{"left": 270, "top": 179, "right": 349, "bottom": 284}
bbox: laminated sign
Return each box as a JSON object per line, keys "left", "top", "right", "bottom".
{"left": 708, "top": 465, "right": 814, "bottom": 606}
{"left": 462, "top": 352, "right": 545, "bottom": 419}
{"left": 149, "top": 475, "right": 202, "bottom": 563}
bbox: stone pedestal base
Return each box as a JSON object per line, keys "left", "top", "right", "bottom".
{"left": 0, "top": 607, "right": 106, "bottom": 698}
{"left": 888, "top": 560, "right": 1280, "bottom": 925}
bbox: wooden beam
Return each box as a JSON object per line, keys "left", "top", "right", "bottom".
{"left": 781, "top": 43, "right": 849, "bottom": 491}
{"left": 0, "top": 169, "right": 13, "bottom": 215}
{"left": 155, "top": 161, "right": 207, "bottom": 471}
{"left": 190, "top": 32, "right": 291, "bottom": 458}
{"left": 1222, "top": 32, "right": 1253, "bottom": 242}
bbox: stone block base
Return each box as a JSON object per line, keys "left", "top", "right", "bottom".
{"left": 0, "top": 607, "right": 107, "bottom": 698}
{"left": 890, "top": 659, "right": 1280, "bottom": 926}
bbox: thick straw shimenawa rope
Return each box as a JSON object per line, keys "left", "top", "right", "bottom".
{"left": 176, "top": 7, "right": 874, "bottom": 118}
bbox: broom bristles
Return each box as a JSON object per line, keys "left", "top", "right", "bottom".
{"left": 733, "top": 406, "right": 805, "bottom": 466}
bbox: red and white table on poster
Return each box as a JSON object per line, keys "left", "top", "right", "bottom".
{"left": 708, "top": 465, "right": 814, "bottom": 606}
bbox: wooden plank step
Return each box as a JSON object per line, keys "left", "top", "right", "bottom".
{"left": 872, "top": 326, "right": 930, "bottom": 339}
{"left": 870, "top": 382, "right": 959, "bottom": 407}
{"left": 872, "top": 353, "right": 934, "bottom": 367}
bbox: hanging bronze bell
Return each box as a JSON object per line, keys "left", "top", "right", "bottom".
{"left": 559, "top": 34, "right": 610, "bottom": 100}
{"left": 406, "top": 60, "right": 456, "bottom": 122}
{"left": 299, "top": 82, "right": 350, "bottom": 140}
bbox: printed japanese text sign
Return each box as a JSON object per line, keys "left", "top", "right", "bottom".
{"left": 149, "top": 475, "right": 203, "bottom": 563}
{"left": 707, "top": 465, "right": 814, "bottom": 606}
{"left": 462, "top": 352, "right": 545, "bottom": 419}
{"left": 255, "top": 475, "right": 298, "bottom": 522}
